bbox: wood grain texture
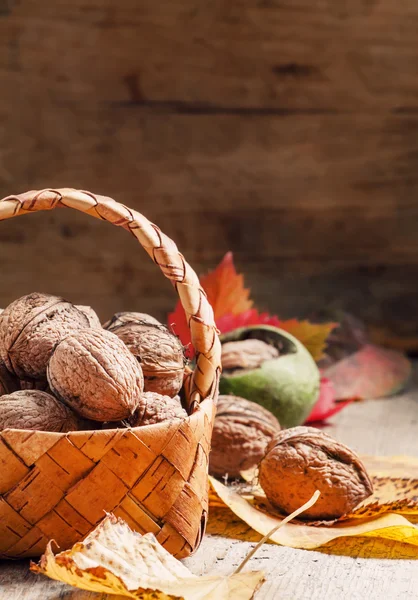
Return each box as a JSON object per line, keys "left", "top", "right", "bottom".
{"left": 2, "top": 0, "right": 418, "bottom": 112}
{"left": 2, "top": 365, "right": 418, "bottom": 599}
{"left": 1, "top": 0, "right": 418, "bottom": 344}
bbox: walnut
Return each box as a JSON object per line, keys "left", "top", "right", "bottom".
{"left": 47, "top": 327, "right": 143, "bottom": 422}
{"left": 0, "top": 359, "right": 19, "bottom": 396}
{"left": 76, "top": 305, "right": 102, "bottom": 328}
{"left": 112, "top": 323, "right": 185, "bottom": 397}
{"left": 258, "top": 426, "right": 373, "bottom": 520}
{"left": 0, "top": 390, "right": 80, "bottom": 432}
{"left": 209, "top": 395, "right": 281, "bottom": 478}
{"left": 104, "top": 312, "right": 160, "bottom": 331}
{"left": 0, "top": 293, "right": 90, "bottom": 380}
{"left": 128, "top": 392, "right": 187, "bottom": 426}
{"left": 221, "top": 339, "right": 279, "bottom": 371}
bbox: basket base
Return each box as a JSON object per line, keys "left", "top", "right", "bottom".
{"left": 0, "top": 400, "right": 215, "bottom": 559}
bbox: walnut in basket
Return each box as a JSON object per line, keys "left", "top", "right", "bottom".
{"left": 128, "top": 392, "right": 188, "bottom": 427}
{"left": 104, "top": 311, "right": 160, "bottom": 331}
{"left": 0, "top": 293, "right": 90, "bottom": 381}
{"left": 112, "top": 323, "right": 186, "bottom": 397}
{"left": 76, "top": 305, "right": 102, "bottom": 328}
{"left": 47, "top": 327, "right": 143, "bottom": 421}
{"left": 0, "top": 390, "right": 80, "bottom": 432}
{"left": 258, "top": 426, "right": 373, "bottom": 520}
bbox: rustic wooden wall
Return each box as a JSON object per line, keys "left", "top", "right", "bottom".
{"left": 1, "top": 0, "right": 418, "bottom": 347}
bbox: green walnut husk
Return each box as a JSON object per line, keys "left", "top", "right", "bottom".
{"left": 219, "top": 325, "right": 320, "bottom": 428}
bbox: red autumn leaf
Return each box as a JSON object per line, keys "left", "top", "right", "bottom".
{"left": 201, "top": 252, "right": 253, "bottom": 319}
{"left": 168, "top": 300, "right": 193, "bottom": 355}
{"left": 216, "top": 309, "right": 282, "bottom": 333}
{"left": 305, "top": 377, "right": 355, "bottom": 424}
{"left": 324, "top": 344, "right": 412, "bottom": 400}
{"left": 168, "top": 253, "right": 254, "bottom": 355}
{"left": 168, "top": 253, "right": 336, "bottom": 359}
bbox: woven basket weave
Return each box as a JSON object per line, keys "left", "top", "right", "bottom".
{"left": 0, "top": 188, "right": 221, "bottom": 560}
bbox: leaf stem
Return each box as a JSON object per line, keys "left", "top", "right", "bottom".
{"left": 233, "top": 490, "right": 321, "bottom": 574}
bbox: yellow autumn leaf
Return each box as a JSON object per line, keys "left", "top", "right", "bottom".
{"left": 209, "top": 477, "right": 418, "bottom": 558}
{"left": 361, "top": 454, "right": 418, "bottom": 479}
{"left": 346, "top": 455, "right": 418, "bottom": 522}
{"left": 278, "top": 319, "right": 338, "bottom": 361}
{"left": 31, "top": 514, "right": 264, "bottom": 600}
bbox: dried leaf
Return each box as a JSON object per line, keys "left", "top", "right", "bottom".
{"left": 325, "top": 344, "right": 412, "bottom": 399}
{"left": 313, "top": 310, "right": 368, "bottom": 366}
{"left": 234, "top": 490, "right": 321, "bottom": 574}
{"left": 208, "top": 477, "right": 418, "bottom": 558}
{"left": 167, "top": 299, "right": 193, "bottom": 356}
{"left": 305, "top": 377, "right": 356, "bottom": 423}
{"left": 348, "top": 456, "right": 418, "bottom": 522}
{"left": 215, "top": 309, "right": 282, "bottom": 336}
{"left": 31, "top": 514, "right": 264, "bottom": 600}
{"left": 362, "top": 455, "right": 418, "bottom": 479}
{"left": 168, "top": 254, "right": 253, "bottom": 355}
{"left": 168, "top": 253, "right": 336, "bottom": 360}
{"left": 200, "top": 252, "right": 253, "bottom": 319}
{"left": 278, "top": 319, "right": 338, "bottom": 362}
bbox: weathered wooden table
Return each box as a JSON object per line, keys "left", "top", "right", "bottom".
{"left": 2, "top": 368, "right": 418, "bottom": 600}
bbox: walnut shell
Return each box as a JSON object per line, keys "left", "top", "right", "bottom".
{"left": 221, "top": 339, "right": 279, "bottom": 372}
{"left": 47, "top": 327, "right": 143, "bottom": 421}
{"left": 209, "top": 395, "right": 281, "bottom": 478}
{"left": 113, "top": 323, "right": 185, "bottom": 397}
{"left": 0, "top": 293, "right": 90, "bottom": 380}
{"left": 0, "top": 390, "right": 80, "bottom": 432}
{"left": 259, "top": 426, "right": 373, "bottom": 520}
{"left": 0, "top": 359, "right": 19, "bottom": 396}
{"left": 104, "top": 312, "right": 160, "bottom": 331}
{"left": 76, "top": 305, "right": 102, "bottom": 328}
{"left": 128, "top": 392, "right": 187, "bottom": 426}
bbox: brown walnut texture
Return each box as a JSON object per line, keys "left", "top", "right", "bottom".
{"left": 259, "top": 426, "right": 373, "bottom": 520}
{"left": 47, "top": 327, "right": 144, "bottom": 421}
{"left": 104, "top": 311, "right": 160, "bottom": 331}
{"left": 113, "top": 323, "right": 185, "bottom": 397}
{"left": 209, "top": 395, "right": 281, "bottom": 478}
{"left": 0, "top": 390, "right": 80, "bottom": 432}
{"left": 0, "top": 293, "right": 90, "bottom": 380}
{"left": 221, "top": 339, "right": 279, "bottom": 372}
{"left": 128, "top": 392, "right": 187, "bottom": 426}
{"left": 76, "top": 305, "right": 102, "bottom": 328}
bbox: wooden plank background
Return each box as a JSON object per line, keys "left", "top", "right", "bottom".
{"left": 1, "top": 0, "right": 418, "bottom": 346}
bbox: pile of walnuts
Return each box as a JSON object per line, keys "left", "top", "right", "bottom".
{"left": 0, "top": 293, "right": 188, "bottom": 433}
{"left": 210, "top": 395, "right": 374, "bottom": 520}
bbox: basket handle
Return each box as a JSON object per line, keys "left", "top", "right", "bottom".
{"left": 0, "top": 188, "right": 221, "bottom": 409}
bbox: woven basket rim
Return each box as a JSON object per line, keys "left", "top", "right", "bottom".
{"left": 0, "top": 397, "right": 214, "bottom": 438}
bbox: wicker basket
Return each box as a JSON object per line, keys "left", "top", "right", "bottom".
{"left": 0, "top": 189, "right": 221, "bottom": 560}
